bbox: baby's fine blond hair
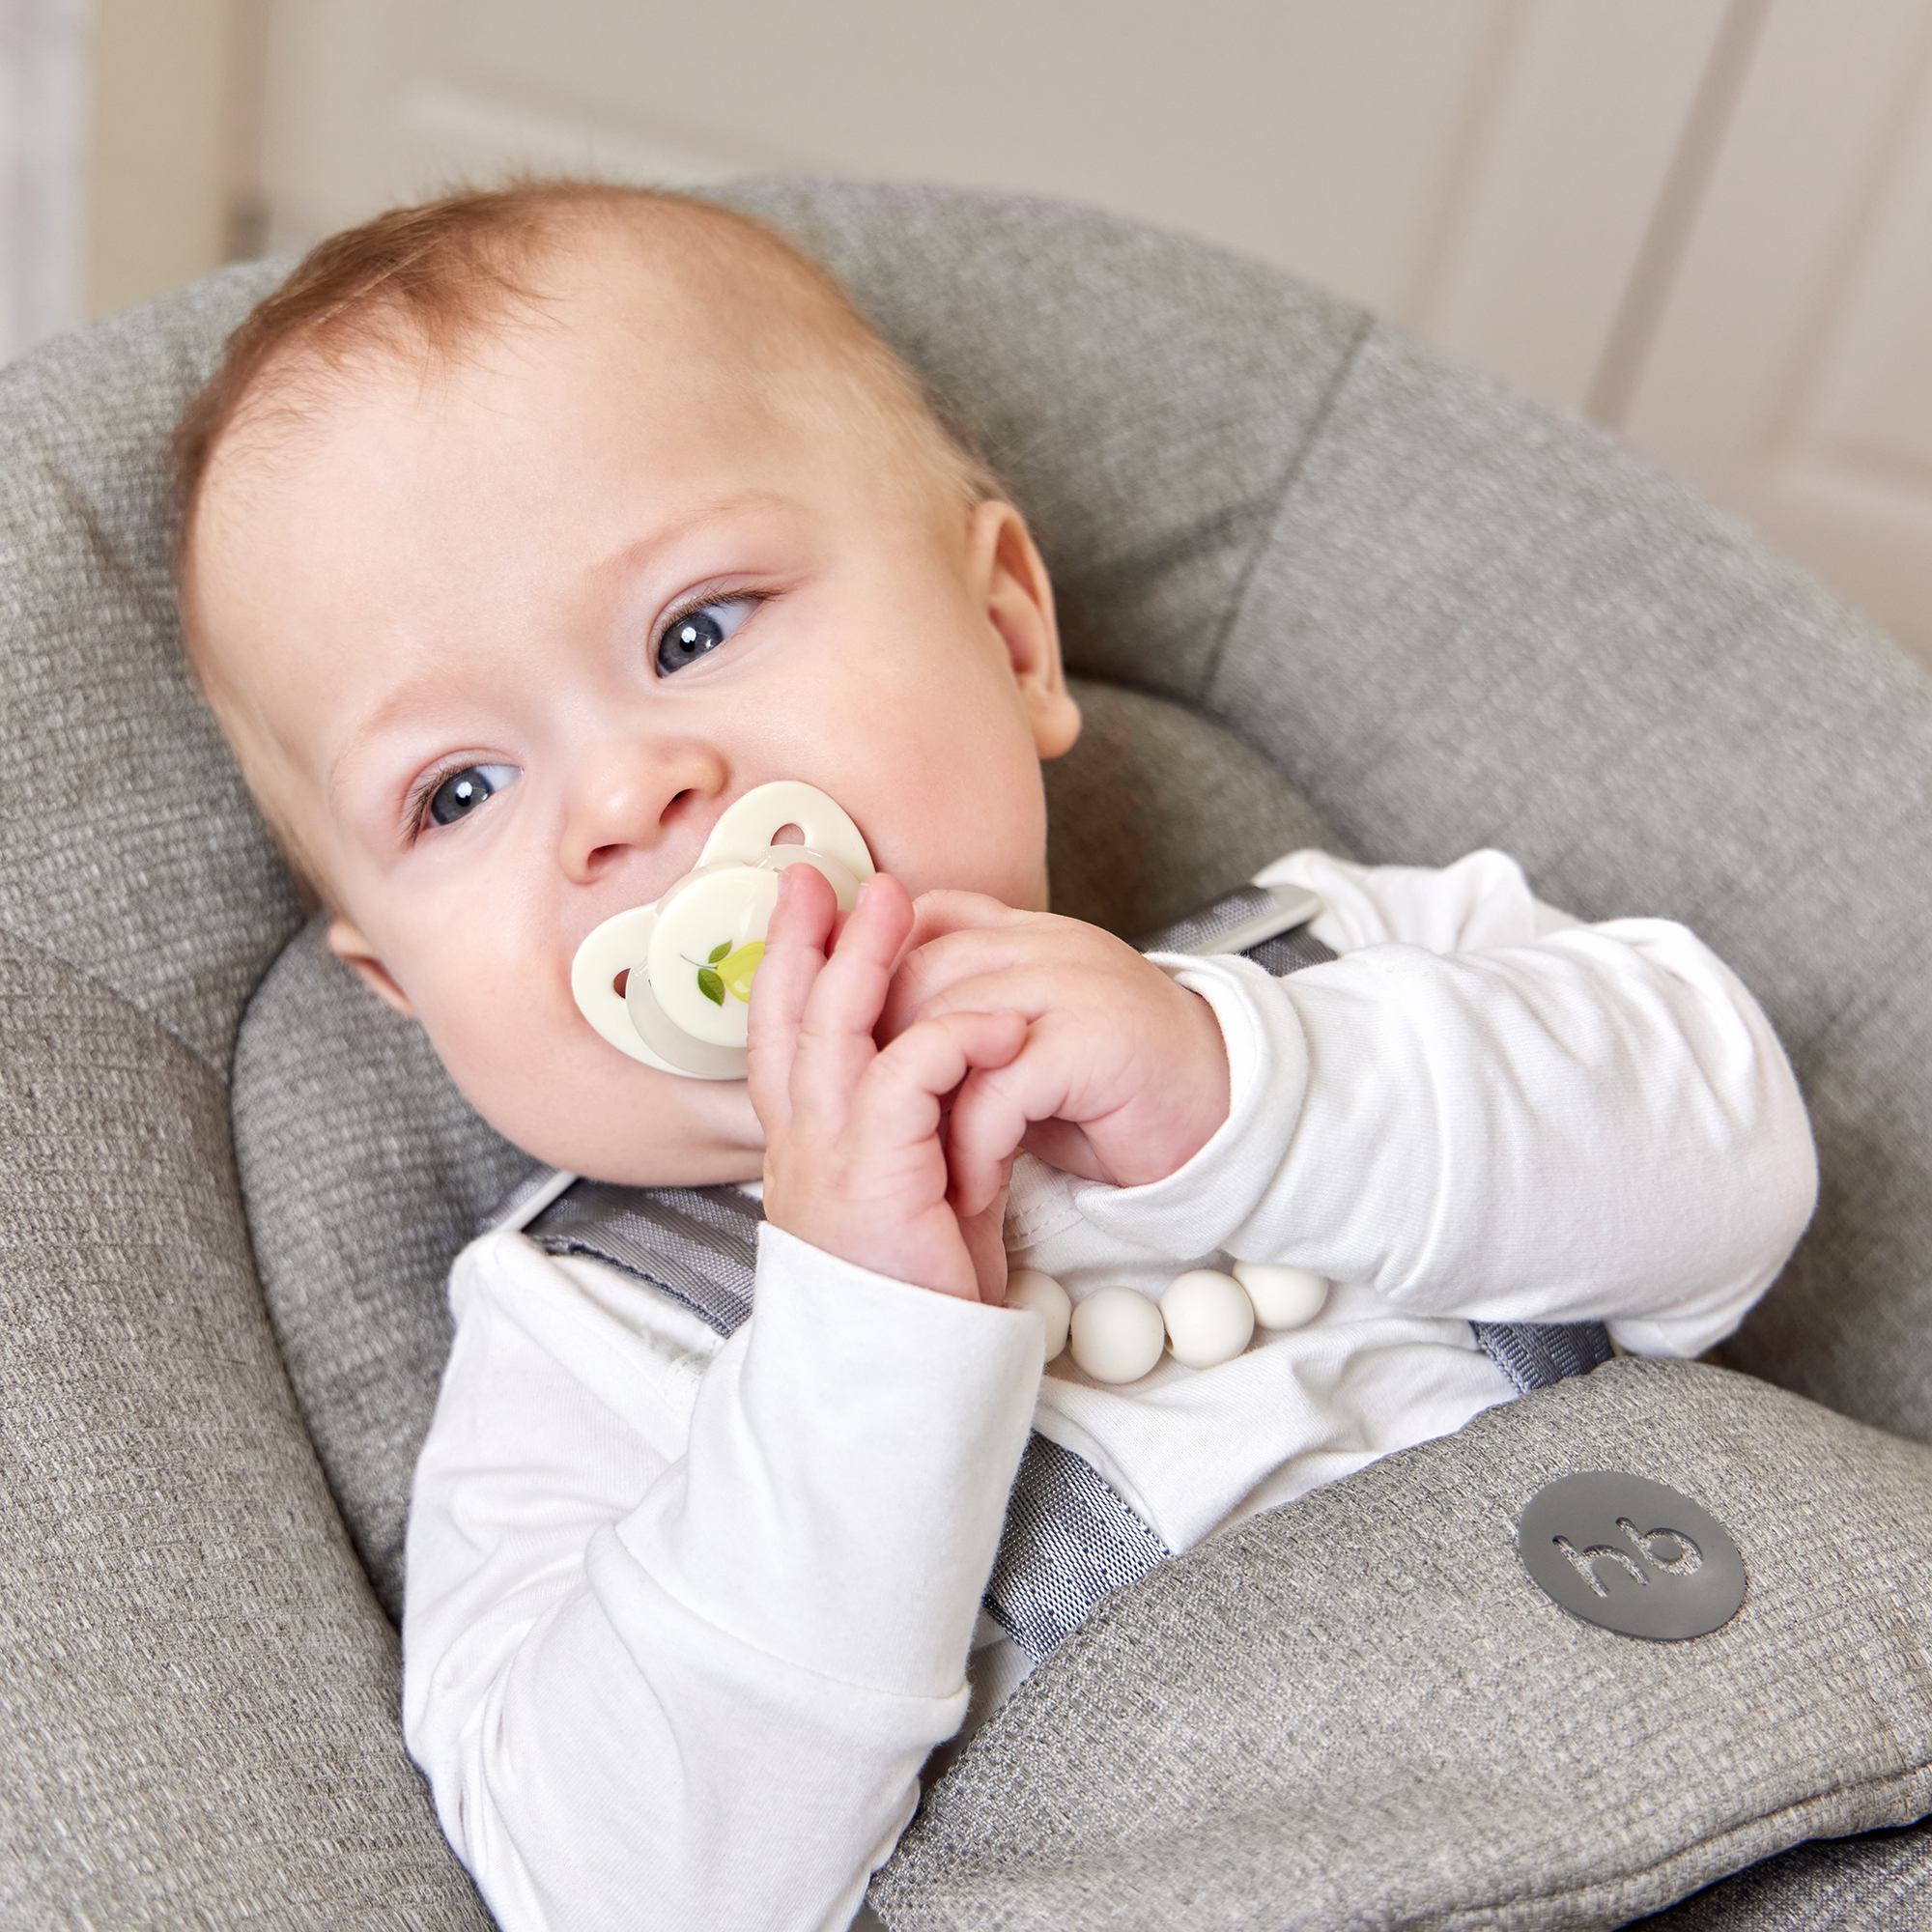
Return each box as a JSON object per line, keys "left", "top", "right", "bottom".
{"left": 171, "top": 180, "right": 1001, "bottom": 573}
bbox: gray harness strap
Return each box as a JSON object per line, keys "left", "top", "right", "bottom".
{"left": 530, "top": 1181, "right": 760, "bottom": 1338}
{"left": 1468, "top": 1318, "right": 1614, "bottom": 1394}
{"left": 488, "top": 880, "right": 1610, "bottom": 1662}
{"left": 981, "top": 1435, "right": 1171, "bottom": 1661}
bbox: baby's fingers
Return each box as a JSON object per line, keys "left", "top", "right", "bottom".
{"left": 746, "top": 865, "right": 837, "bottom": 1135}
{"left": 849, "top": 1009, "right": 1028, "bottom": 1162}
{"left": 787, "top": 875, "right": 918, "bottom": 1115}
{"left": 957, "top": 1172, "right": 1014, "bottom": 1306}
{"left": 943, "top": 1061, "right": 1045, "bottom": 1218}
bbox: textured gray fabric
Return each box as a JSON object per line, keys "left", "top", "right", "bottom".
{"left": 1639, "top": 1819, "right": 1932, "bottom": 1929}
{"left": 872, "top": 1357, "right": 1932, "bottom": 1931}
{"left": 0, "top": 934, "right": 488, "bottom": 1927}
{"left": 1043, "top": 679, "right": 1345, "bottom": 931}
{"left": 1137, "top": 881, "right": 1332, "bottom": 957}
{"left": 232, "top": 925, "right": 527, "bottom": 1623}
{"left": 527, "top": 1179, "right": 763, "bottom": 1336}
{"left": 983, "top": 1434, "right": 1171, "bottom": 1662}
{"left": 1471, "top": 1317, "right": 1617, "bottom": 1395}
{"left": 1197, "top": 323, "right": 1932, "bottom": 1448}
{"left": 0, "top": 257, "right": 302, "bottom": 1075}
{"left": 232, "top": 677, "right": 1323, "bottom": 1623}
{"left": 0, "top": 253, "right": 484, "bottom": 1918}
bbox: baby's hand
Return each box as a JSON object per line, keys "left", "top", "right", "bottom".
{"left": 878, "top": 894, "right": 1232, "bottom": 1222}
{"left": 747, "top": 867, "right": 1026, "bottom": 1303}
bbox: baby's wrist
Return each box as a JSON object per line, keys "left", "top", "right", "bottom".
{"left": 1173, "top": 983, "right": 1234, "bottom": 1157}
{"left": 761, "top": 1171, "right": 983, "bottom": 1302}
{"left": 1107, "top": 981, "right": 1233, "bottom": 1185}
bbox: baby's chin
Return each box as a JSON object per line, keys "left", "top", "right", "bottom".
{"left": 462, "top": 1060, "right": 768, "bottom": 1188}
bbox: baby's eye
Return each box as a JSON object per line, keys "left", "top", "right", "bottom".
{"left": 426, "top": 763, "right": 519, "bottom": 827}
{"left": 657, "top": 598, "right": 754, "bottom": 676}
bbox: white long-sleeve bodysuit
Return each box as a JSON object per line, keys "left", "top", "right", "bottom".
{"left": 401, "top": 850, "right": 1818, "bottom": 1932}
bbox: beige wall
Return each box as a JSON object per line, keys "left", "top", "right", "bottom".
{"left": 86, "top": 0, "right": 1726, "bottom": 408}
{"left": 85, "top": 0, "right": 260, "bottom": 319}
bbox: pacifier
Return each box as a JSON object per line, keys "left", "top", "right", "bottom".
{"left": 570, "top": 781, "right": 876, "bottom": 1079}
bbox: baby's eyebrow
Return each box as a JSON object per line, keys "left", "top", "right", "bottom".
{"left": 327, "top": 669, "right": 470, "bottom": 816}
{"left": 576, "top": 489, "right": 798, "bottom": 596}
{"left": 324, "top": 488, "right": 805, "bottom": 814}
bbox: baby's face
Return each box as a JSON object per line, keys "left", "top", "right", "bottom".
{"left": 187, "top": 242, "right": 1079, "bottom": 1182}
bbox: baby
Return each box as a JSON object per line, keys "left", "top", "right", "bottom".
{"left": 174, "top": 184, "right": 1818, "bottom": 1932}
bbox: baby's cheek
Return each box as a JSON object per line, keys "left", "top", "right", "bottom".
{"left": 423, "top": 988, "right": 764, "bottom": 1185}
{"left": 417, "top": 986, "right": 573, "bottom": 1141}
{"left": 915, "top": 771, "right": 1048, "bottom": 906}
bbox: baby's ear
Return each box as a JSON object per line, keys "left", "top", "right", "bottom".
{"left": 970, "top": 499, "right": 1082, "bottom": 760}
{"left": 327, "top": 916, "right": 419, "bottom": 1019}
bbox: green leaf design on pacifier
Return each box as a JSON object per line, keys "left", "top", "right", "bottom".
{"left": 683, "top": 938, "right": 765, "bottom": 1006}
{"left": 687, "top": 941, "right": 732, "bottom": 1007}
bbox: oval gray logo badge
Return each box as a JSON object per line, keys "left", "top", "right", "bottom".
{"left": 1517, "top": 1472, "right": 1747, "bottom": 1640}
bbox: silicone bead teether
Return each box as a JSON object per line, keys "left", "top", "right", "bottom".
{"left": 1160, "top": 1268, "right": 1256, "bottom": 1369}
{"left": 1067, "top": 1286, "right": 1167, "bottom": 1384}
{"left": 1232, "top": 1261, "right": 1329, "bottom": 1329}
{"left": 1005, "top": 1267, "right": 1072, "bottom": 1364}
{"left": 570, "top": 781, "right": 875, "bottom": 1079}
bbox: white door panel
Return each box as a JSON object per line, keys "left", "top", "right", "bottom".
{"left": 1623, "top": 0, "right": 1932, "bottom": 657}
{"left": 1412, "top": 0, "right": 1730, "bottom": 415}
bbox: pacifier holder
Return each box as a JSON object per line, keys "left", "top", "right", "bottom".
{"left": 570, "top": 781, "right": 876, "bottom": 1079}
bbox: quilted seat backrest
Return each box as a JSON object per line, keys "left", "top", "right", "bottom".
{"left": 0, "top": 259, "right": 299, "bottom": 1063}
{"left": 0, "top": 265, "right": 485, "bottom": 1918}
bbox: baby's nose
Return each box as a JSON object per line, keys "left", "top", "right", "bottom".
{"left": 561, "top": 742, "right": 727, "bottom": 885}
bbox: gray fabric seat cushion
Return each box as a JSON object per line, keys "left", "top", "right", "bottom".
{"left": 1644, "top": 1818, "right": 1932, "bottom": 1929}
{"left": 0, "top": 264, "right": 488, "bottom": 1922}
{"left": 870, "top": 1358, "right": 1932, "bottom": 1931}
{"left": 7, "top": 177, "right": 1932, "bottom": 1924}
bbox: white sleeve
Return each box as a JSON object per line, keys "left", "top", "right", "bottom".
{"left": 403, "top": 1222, "right": 1040, "bottom": 1932}
{"left": 1074, "top": 848, "right": 1817, "bottom": 1358}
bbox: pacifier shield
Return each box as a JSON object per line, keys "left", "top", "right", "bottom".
{"left": 645, "top": 867, "right": 782, "bottom": 1048}
{"left": 570, "top": 781, "right": 875, "bottom": 1079}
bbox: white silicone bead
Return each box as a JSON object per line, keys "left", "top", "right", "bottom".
{"left": 1233, "top": 1261, "right": 1329, "bottom": 1329}
{"left": 1159, "top": 1268, "right": 1256, "bottom": 1369}
{"left": 1068, "top": 1286, "right": 1167, "bottom": 1384}
{"left": 1005, "top": 1268, "right": 1071, "bottom": 1364}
